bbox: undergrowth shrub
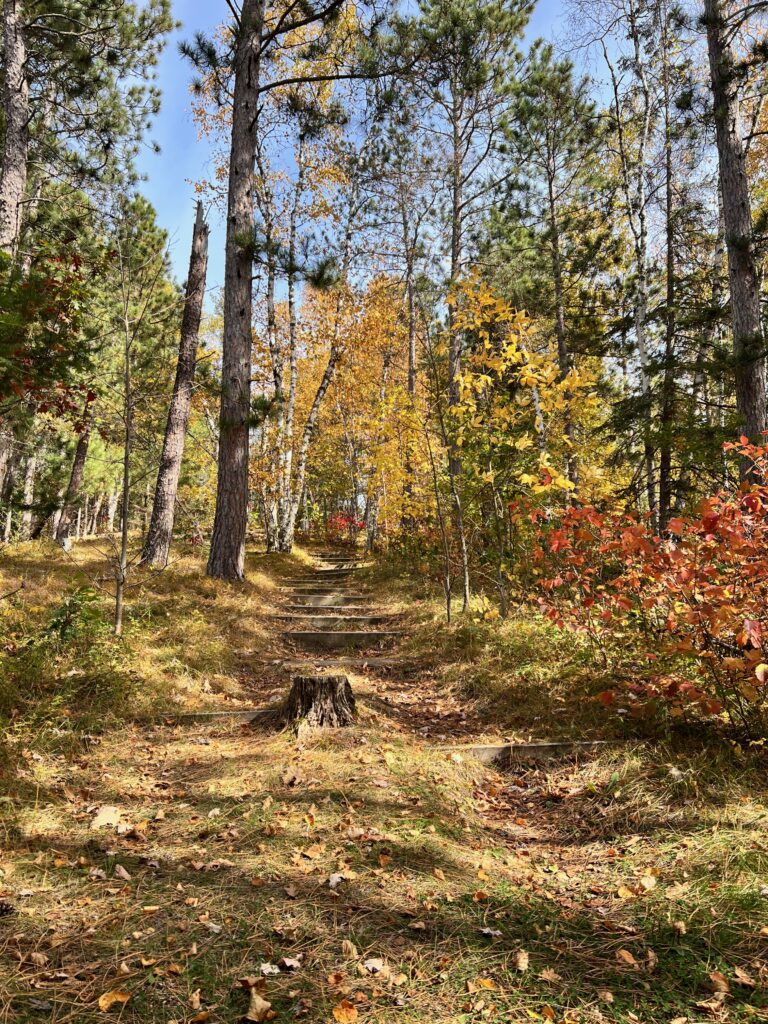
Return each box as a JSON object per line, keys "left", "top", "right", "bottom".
{"left": 525, "top": 439, "right": 768, "bottom": 737}
{"left": 0, "top": 586, "right": 138, "bottom": 758}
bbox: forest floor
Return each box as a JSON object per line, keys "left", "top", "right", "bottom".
{"left": 1, "top": 542, "right": 768, "bottom": 1023}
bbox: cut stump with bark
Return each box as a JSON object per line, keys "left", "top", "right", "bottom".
{"left": 282, "top": 675, "right": 356, "bottom": 728}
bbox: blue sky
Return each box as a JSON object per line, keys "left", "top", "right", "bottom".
{"left": 136, "top": 0, "right": 565, "bottom": 299}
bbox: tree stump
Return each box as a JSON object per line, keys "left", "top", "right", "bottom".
{"left": 282, "top": 675, "right": 356, "bottom": 728}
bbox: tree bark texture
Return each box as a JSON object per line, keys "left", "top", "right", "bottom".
{"left": 704, "top": 0, "right": 767, "bottom": 442}
{"left": 207, "top": 0, "right": 265, "bottom": 580}
{"left": 282, "top": 675, "right": 356, "bottom": 728}
{"left": 0, "top": 0, "right": 29, "bottom": 256}
{"left": 142, "top": 201, "right": 209, "bottom": 567}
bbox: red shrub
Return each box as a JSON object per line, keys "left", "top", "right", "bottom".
{"left": 527, "top": 440, "right": 768, "bottom": 735}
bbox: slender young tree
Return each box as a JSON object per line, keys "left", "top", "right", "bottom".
{"left": 142, "top": 201, "right": 209, "bottom": 567}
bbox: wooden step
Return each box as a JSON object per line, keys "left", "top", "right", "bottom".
{"left": 283, "top": 631, "right": 402, "bottom": 651}
{"left": 289, "top": 594, "right": 370, "bottom": 607}
{"left": 290, "top": 569, "right": 356, "bottom": 580}
{"left": 281, "top": 656, "right": 404, "bottom": 671}
{"left": 274, "top": 613, "right": 393, "bottom": 628}
{"left": 282, "top": 588, "right": 368, "bottom": 598}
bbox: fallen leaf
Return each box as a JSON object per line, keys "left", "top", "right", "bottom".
{"left": 239, "top": 978, "right": 273, "bottom": 1022}
{"left": 709, "top": 970, "right": 730, "bottom": 994}
{"left": 91, "top": 806, "right": 122, "bottom": 830}
{"left": 476, "top": 978, "right": 498, "bottom": 991}
{"left": 279, "top": 957, "right": 301, "bottom": 972}
{"left": 696, "top": 994, "right": 727, "bottom": 1015}
{"left": 433, "top": 868, "right": 446, "bottom": 881}
{"left": 734, "top": 967, "right": 756, "bottom": 987}
{"left": 361, "top": 958, "right": 388, "bottom": 976}
{"left": 539, "top": 968, "right": 561, "bottom": 983}
{"left": 616, "top": 948, "right": 638, "bottom": 967}
{"left": 341, "top": 939, "right": 358, "bottom": 958}
{"left": 332, "top": 999, "right": 358, "bottom": 1023}
{"left": 98, "top": 989, "right": 131, "bottom": 1012}
{"left": 113, "top": 865, "right": 131, "bottom": 882}
{"left": 514, "top": 950, "right": 529, "bottom": 972}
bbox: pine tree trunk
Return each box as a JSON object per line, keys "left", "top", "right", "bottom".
{"left": 56, "top": 406, "right": 93, "bottom": 545}
{"left": 207, "top": 0, "right": 265, "bottom": 581}
{"left": 1, "top": 457, "right": 16, "bottom": 541}
{"left": 282, "top": 675, "right": 356, "bottom": 728}
{"left": 277, "top": 138, "right": 307, "bottom": 551}
{"left": 704, "top": 0, "right": 767, "bottom": 444}
{"left": 658, "top": 35, "right": 676, "bottom": 531}
{"left": 546, "top": 175, "right": 577, "bottom": 488}
{"left": 106, "top": 490, "right": 119, "bottom": 533}
{"left": 0, "top": 0, "right": 28, "bottom": 256}
{"left": 142, "top": 202, "right": 209, "bottom": 567}
{"left": 89, "top": 493, "right": 103, "bottom": 536}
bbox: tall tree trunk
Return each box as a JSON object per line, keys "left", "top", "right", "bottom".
{"left": 0, "top": 428, "right": 14, "bottom": 497}
{"left": 115, "top": 296, "right": 134, "bottom": 636}
{"left": 445, "top": 76, "right": 471, "bottom": 611}
{"left": 448, "top": 74, "right": 464, "bottom": 413}
{"left": 0, "top": 0, "right": 28, "bottom": 256}
{"left": 207, "top": 0, "right": 265, "bottom": 580}
{"left": 1, "top": 456, "right": 16, "bottom": 542}
{"left": 20, "top": 451, "right": 35, "bottom": 538}
{"left": 366, "top": 348, "right": 393, "bottom": 552}
{"left": 704, "top": 0, "right": 767, "bottom": 444}
{"left": 401, "top": 196, "right": 418, "bottom": 526}
{"left": 604, "top": 18, "right": 657, "bottom": 527}
{"left": 142, "top": 202, "right": 209, "bottom": 567}
{"left": 107, "top": 490, "right": 119, "bottom": 533}
{"left": 546, "top": 174, "right": 577, "bottom": 487}
{"left": 277, "top": 136, "right": 307, "bottom": 550}
{"left": 89, "top": 492, "right": 103, "bottom": 536}
{"left": 658, "top": 27, "right": 676, "bottom": 531}
{"left": 255, "top": 134, "right": 282, "bottom": 552}
{"left": 56, "top": 405, "right": 93, "bottom": 545}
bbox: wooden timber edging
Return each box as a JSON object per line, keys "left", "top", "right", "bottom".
{"left": 435, "top": 739, "right": 624, "bottom": 765}
{"left": 136, "top": 708, "right": 272, "bottom": 726}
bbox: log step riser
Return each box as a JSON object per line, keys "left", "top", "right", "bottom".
{"left": 283, "top": 631, "right": 402, "bottom": 651}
